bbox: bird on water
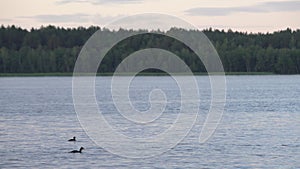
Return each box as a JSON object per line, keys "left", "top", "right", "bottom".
{"left": 69, "top": 147, "right": 84, "bottom": 153}
{"left": 68, "top": 136, "right": 76, "bottom": 142}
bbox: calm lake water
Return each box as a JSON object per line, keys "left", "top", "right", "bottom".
{"left": 1, "top": 75, "right": 299, "bottom": 168}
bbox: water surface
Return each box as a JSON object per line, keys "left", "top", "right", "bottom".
{"left": 1, "top": 76, "right": 299, "bottom": 168}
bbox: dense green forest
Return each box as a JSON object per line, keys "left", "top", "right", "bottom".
{"left": 0, "top": 25, "right": 299, "bottom": 74}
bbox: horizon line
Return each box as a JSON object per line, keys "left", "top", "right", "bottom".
{"left": 1, "top": 24, "right": 299, "bottom": 34}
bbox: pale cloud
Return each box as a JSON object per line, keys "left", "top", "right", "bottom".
{"left": 90, "top": 14, "right": 125, "bottom": 25}
{"left": 56, "top": 0, "right": 144, "bottom": 5}
{"left": 0, "top": 18, "right": 12, "bottom": 22}
{"left": 18, "top": 13, "right": 126, "bottom": 25}
{"left": 105, "top": 14, "right": 195, "bottom": 30}
{"left": 185, "top": 1, "right": 300, "bottom": 16}
{"left": 19, "top": 13, "right": 90, "bottom": 23}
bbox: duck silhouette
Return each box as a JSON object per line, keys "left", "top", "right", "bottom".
{"left": 68, "top": 136, "right": 76, "bottom": 142}
{"left": 69, "top": 147, "right": 84, "bottom": 153}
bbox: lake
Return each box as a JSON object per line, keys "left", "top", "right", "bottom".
{"left": 1, "top": 75, "right": 299, "bottom": 168}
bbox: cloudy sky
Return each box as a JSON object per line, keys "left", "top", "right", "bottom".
{"left": 1, "top": 0, "right": 300, "bottom": 32}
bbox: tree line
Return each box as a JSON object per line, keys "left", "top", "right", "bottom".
{"left": 0, "top": 25, "right": 299, "bottom": 74}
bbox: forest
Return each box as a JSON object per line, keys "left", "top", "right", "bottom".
{"left": 0, "top": 25, "right": 299, "bottom": 74}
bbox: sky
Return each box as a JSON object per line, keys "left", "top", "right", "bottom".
{"left": 0, "top": 0, "right": 300, "bottom": 33}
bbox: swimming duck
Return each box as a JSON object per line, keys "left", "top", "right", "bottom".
{"left": 68, "top": 136, "right": 76, "bottom": 142}
{"left": 69, "top": 147, "right": 84, "bottom": 153}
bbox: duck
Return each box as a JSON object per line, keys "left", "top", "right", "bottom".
{"left": 69, "top": 147, "right": 84, "bottom": 153}
{"left": 68, "top": 136, "right": 76, "bottom": 142}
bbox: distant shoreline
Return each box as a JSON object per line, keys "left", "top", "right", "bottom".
{"left": 1, "top": 27, "right": 299, "bottom": 75}
{"left": 0, "top": 72, "right": 282, "bottom": 77}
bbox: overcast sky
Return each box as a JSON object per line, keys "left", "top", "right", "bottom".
{"left": 1, "top": 0, "right": 300, "bottom": 32}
